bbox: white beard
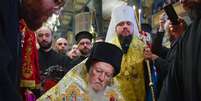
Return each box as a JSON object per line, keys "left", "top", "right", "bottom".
{"left": 88, "top": 86, "right": 107, "bottom": 101}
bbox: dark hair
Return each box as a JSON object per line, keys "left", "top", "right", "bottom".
{"left": 75, "top": 31, "right": 93, "bottom": 43}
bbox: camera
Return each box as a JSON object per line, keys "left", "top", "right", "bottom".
{"left": 163, "top": 4, "right": 179, "bottom": 25}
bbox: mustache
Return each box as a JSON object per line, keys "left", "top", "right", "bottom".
{"left": 122, "top": 29, "right": 130, "bottom": 33}
{"left": 41, "top": 40, "right": 49, "bottom": 43}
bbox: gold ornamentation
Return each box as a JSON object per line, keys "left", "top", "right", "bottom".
{"left": 112, "top": 35, "right": 146, "bottom": 101}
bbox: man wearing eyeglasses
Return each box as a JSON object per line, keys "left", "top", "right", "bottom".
{"left": 68, "top": 31, "right": 93, "bottom": 68}
{"left": 76, "top": 31, "right": 93, "bottom": 56}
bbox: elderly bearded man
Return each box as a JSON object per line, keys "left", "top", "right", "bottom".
{"left": 37, "top": 42, "right": 125, "bottom": 101}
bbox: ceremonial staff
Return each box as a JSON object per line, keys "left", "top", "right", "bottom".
{"left": 145, "top": 56, "right": 156, "bottom": 101}
{"left": 133, "top": 5, "right": 156, "bottom": 101}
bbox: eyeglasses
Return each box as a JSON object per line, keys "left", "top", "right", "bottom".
{"left": 79, "top": 42, "right": 91, "bottom": 46}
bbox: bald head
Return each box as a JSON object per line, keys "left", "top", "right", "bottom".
{"left": 55, "top": 37, "right": 68, "bottom": 54}
{"left": 36, "top": 26, "right": 53, "bottom": 51}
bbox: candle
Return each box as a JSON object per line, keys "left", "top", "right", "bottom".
{"left": 138, "top": 9, "right": 141, "bottom": 31}
{"left": 133, "top": 6, "right": 138, "bottom": 23}
{"left": 133, "top": 5, "right": 139, "bottom": 29}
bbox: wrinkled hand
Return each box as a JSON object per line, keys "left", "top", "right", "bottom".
{"left": 144, "top": 47, "right": 152, "bottom": 59}
{"left": 144, "top": 47, "right": 159, "bottom": 61}
{"left": 67, "top": 49, "right": 81, "bottom": 60}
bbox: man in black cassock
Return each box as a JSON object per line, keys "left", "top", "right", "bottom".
{"left": 0, "top": 0, "right": 21, "bottom": 100}
{"left": 36, "top": 26, "right": 71, "bottom": 96}
{"left": 68, "top": 31, "right": 93, "bottom": 68}
{"left": 159, "top": 0, "right": 201, "bottom": 101}
{"left": 144, "top": 17, "right": 184, "bottom": 98}
{"left": 0, "top": 0, "right": 65, "bottom": 100}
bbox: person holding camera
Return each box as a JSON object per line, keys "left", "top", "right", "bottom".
{"left": 159, "top": 0, "right": 201, "bottom": 101}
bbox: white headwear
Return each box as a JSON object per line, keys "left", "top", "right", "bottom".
{"left": 105, "top": 5, "right": 140, "bottom": 43}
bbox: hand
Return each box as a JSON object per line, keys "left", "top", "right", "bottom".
{"left": 144, "top": 47, "right": 159, "bottom": 61}
{"left": 144, "top": 47, "right": 152, "bottom": 60}
{"left": 168, "top": 18, "right": 186, "bottom": 37}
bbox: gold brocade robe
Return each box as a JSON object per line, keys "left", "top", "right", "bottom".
{"left": 112, "top": 35, "right": 146, "bottom": 101}
{"left": 37, "top": 60, "right": 125, "bottom": 101}
{"left": 19, "top": 19, "right": 40, "bottom": 89}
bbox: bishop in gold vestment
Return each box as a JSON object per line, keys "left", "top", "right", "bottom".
{"left": 106, "top": 5, "right": 146, "bottom": 101}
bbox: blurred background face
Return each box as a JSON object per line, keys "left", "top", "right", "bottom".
{"left": 78, "top": 38, "right": 92, "bottom": 55}
{"left": 72, "top": 45, "right": 78, "bottom": 50}
{"left": 67, "top": 45, "right": 81, "bottom": 60}
{"left": 55, "top": 38, "right": 68, "bottom": 54}
{"left": 116, "top": 21, "right": 134, "bottom": 37}
{"left": 89, "top": 61, "right": 114, "bottom": 92}
{"left": 36, "top": 27, "right": 53, "bottom": 50}
{"left": 164, "top": 20, "right": 177, "bottom": 41}
{"left": 22, "top": 0, "right": 65, "bottom": 30}
{"left": 70, "top": 45, "right": 81, "bottom": 58}
{"left": 159, "top": 13, "right": 167, "bottom": 28}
